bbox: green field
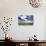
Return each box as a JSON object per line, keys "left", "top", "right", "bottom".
{"left": 18, "top": 23, "right": 33, "bottom": 25}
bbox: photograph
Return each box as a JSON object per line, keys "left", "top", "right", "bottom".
{"left": 18, "top": 15, "right": 33, "bottom": 25}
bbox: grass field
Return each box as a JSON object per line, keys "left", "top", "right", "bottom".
{"left": 18, "top": 23, "right": 33, "bottom": 25}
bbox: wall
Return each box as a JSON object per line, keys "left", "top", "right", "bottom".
{"left": 0, "top": 0, "right": 46, "bottom": 40}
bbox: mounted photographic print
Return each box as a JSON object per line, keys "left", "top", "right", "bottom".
{"left": 18, "top": 15, "right": 33, "bottom": 25}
